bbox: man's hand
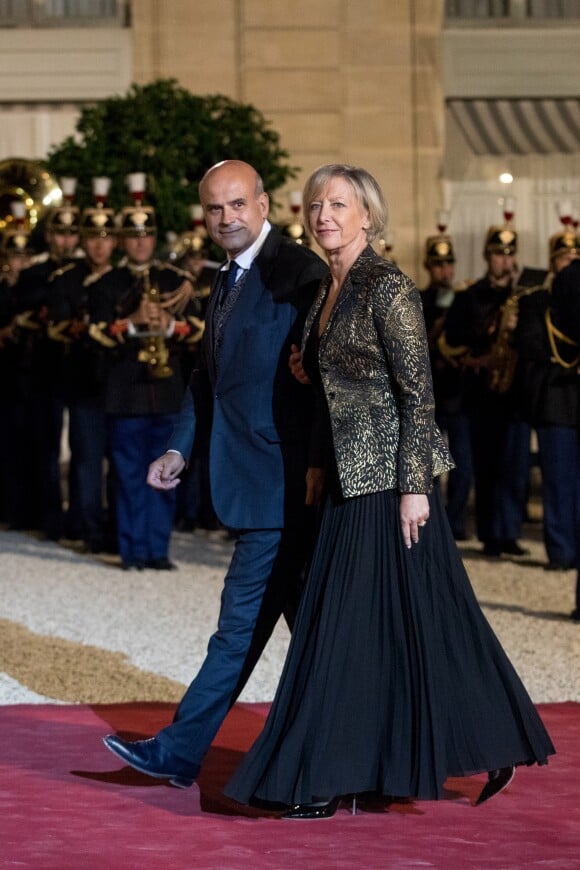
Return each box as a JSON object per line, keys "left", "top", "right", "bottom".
{"left": 305, "top": 467, "right": 324, "bottom": 506}
{"left": 147, "top": 451, "right": 185, "bottom": 491}
{"left": 505, "top": 311, "right": 518, "bottom": 331}
{"left": 400, "top": 493, "right": 429, "bottom": 548}
{"left": 289, "top": 343, "right": 310, "bottom": 384}
{"left": 145, "top": 301, "right": 172, "bottom": 332}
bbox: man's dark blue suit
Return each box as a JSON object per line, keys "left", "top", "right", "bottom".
{"left": 156, "top": 226, "right": 327, "bottom": 771}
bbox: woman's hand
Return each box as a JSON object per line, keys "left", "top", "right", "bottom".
{"left": 400, "top": 493, "right": 429, "bottom": 549}
{"left": 289, "top": 343, "right": 310, "bottom": 384}
{"left": 305, "top": 467, "right": 325, "bottom": 505}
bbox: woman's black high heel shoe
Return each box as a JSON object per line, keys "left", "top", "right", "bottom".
{"left": 475, "top": 766, "right": 515, "bottom": 806}
{"left": 282, "top": 795, "right": 357, "bottom": 820}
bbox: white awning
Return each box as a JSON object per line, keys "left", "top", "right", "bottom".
{"left": 447, "top": 98, "right": 580, "bottom": 154}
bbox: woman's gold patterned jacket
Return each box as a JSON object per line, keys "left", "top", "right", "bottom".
{"left": 302, "top": 245, "right": 454, "bottom": 498}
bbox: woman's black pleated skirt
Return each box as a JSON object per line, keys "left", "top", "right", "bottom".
{"left": 225, "top": 487, "right": 555, "bottom": 806}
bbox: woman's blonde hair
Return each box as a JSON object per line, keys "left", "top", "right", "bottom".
{"left": 302, "top": 164, "right": 388, "bottom": 243}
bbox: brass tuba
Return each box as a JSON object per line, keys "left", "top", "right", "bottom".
{"left": 0, "top": 157, "right": 61, "bottom": 233}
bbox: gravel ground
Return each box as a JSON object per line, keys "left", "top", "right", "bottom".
{"left": 0, "top": 522, "right": 578, "bottom": 705}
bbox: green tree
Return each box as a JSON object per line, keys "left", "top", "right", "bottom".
{"left": 45, "top": 79, "right": 296, "bottom": 237}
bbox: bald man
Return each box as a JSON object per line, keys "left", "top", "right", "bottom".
{"left": 104, "top": 160, "right": 327, "bottom": 786}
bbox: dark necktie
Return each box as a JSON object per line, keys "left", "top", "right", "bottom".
{"left": 214, "top": 261, "right": 243, "bottom": 366}
{"left": 220, "top": 260, "right": 239, "bottom": 305}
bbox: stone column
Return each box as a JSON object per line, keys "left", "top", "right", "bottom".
{"left": 131, "top": 0, "right": 446, "bottom": 281}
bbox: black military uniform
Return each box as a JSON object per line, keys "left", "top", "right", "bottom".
{"left": 47, "top": 186, "right": 118, "bottom": 550}
{"left": 0, "top": 220, "right": 35, "bottom": 521}
{"left": 89, "top": 184, "right": 202, "bottom": 569}
{"left": 547, "top": 257, "right": 580, "bottom": 619}
{"left": 443, "top": 226, "right": 530, "bottom": 556}
{"left": 517, "top": 231, "right": 579, "bottom": 572}
{"left": 420, "top": 234, "right": 473, "bottom": 539}
{"left": 8, "top": 201, "right": 80, "bottom": 537}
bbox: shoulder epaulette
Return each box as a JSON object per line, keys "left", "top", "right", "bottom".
{"left": 161, "top": 262, "right": 194, "bottom": 281}
{"left": 31, "top": 252, "right": 49, "bottom": 265}
{"left": 83, "top": 265, "right": 112, "bottom": 288}
{"left": 48, "top": 262, "right": 76, "bottom": 282}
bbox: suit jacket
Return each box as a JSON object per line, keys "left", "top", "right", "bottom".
{"left": 301, "top": 245, "right": 453, "bottom": 498}
{"left": 169, "top": 227, "right": 327, "bottom": 529}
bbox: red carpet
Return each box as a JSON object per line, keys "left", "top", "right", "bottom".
{"left": 1, "top": 702, "right": 578, "bottom": 869}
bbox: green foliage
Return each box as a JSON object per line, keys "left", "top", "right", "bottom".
{"left": 45, "top": 79, "right": 297, "bottom": 237}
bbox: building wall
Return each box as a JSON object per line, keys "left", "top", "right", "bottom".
{"left": 131, "top": 0, "right": 446, "bottom": 281}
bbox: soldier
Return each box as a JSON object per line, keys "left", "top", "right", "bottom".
{"left": 420, "top": 232, "right": 473, "bottom": 540}
{"left": 0, "top": 202, "right": 33, "bottom": 287}
{"left": 8, "top": 181, "right": 80, "bottom": 537}
{"left": 47, "top": 177, "right": 118, "bottom": 551}
{"left": 89, "top": 173, "right": 202, "bottom": 570}
{"left": 517, "top": 228, "right": 579, "bottom": 572}
{"left": 443, "top": 225, "right": 530, "bottom": 557}
{"left": 0, "top": 205, "right": 35, "bottom": 522}
{"left": 174, "top": 205, "right": 219, "bottom": 332}
{"left": 549, "top": 254, "right": 580, "bottom": 620}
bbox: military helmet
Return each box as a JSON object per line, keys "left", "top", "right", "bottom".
{"left": 178, "top": 203, "right": 209, "bottom": 257}
{"left": 2, "top": 200, "right": 33, "bottom": 255}
{"left": 3, "top": 228, "right": 34, "bottom": 256}
{"left": 119, "top": 172, "right": 156, "bottom": 237}
{"left": 46, "top": 177, "right": 79, "bottom": 235}
{"left": 80, "top": 177, "right": 116, "bottom": 238}
{"left": 484, "top": 226, "right": 517, "bottom": 256}
{"left": 47, "top": 205, "right": 79, "bottom": 234}
{"left": 119, "top": 204, "right": 156, "bottom": 237}
{"left": 81, "top": 207, "right": 116, "bottom": 237}
{"left": 549, "top": 229, "right": 578, "bottom": 264}
{"left": 424, "top": 234, "right": 455, "bottom": 265}
{"left": 179, "top": 230, "right": 210, "bottom": 258}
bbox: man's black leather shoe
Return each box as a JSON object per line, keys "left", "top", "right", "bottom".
{"left": 501, "top": 540, "right": 530, "bottom": 557}
{"left": 483, "top": 540, "right": 530, "bottom": 558}
{"left": 482, "top": 541, "right": 502, "bottom": 557}
{"left": 146, "top": 558, "right": 178, "bottom": 571}
{"left": 103, "top": 735, "right": 199, "bottom": 788}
